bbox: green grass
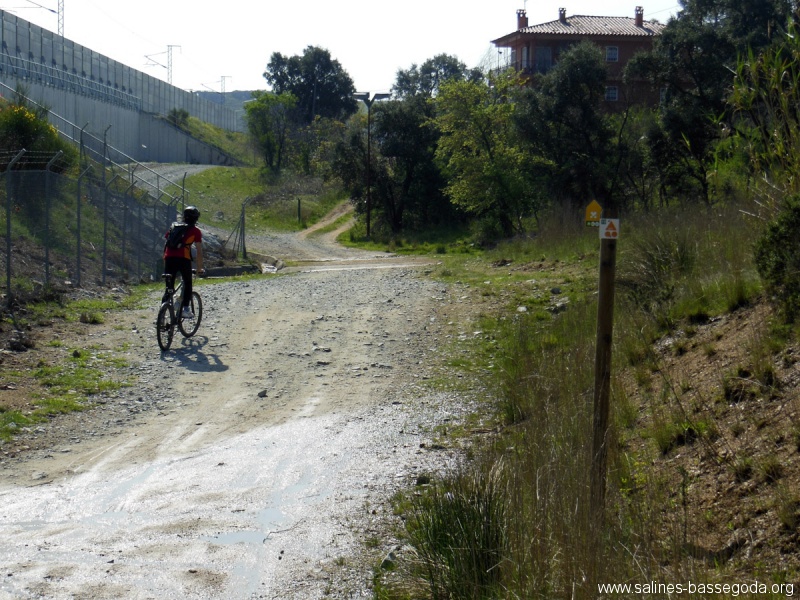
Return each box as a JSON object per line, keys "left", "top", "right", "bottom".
{"left": 404, "top": 462, "right": 509, "bottom": 599}
{"left": 0, "top": 345, "right": 129, "bottom": 440}
{"left": 183, "top": 116, "right": 255, "bottom": 166}
{"left": 33, "top": 347, "right": 128, "bottom": 397}
{"left": 305, "top": 209, "right": 353, "bottom": 238}
{"left": 0, "top": 409, "right": 34, "bottom": 440}
{"left": 7, "top": 286, "right": 152, "bottom": 333}
{"left": 0, "top": 178, "right": 112, "bottom": 260}
{"left": 160, "top": 167, "right": 264, "bottom": 229}
{"left": 162, "top": 167, "right": 348, "bottom": 234}
{"left": 0, "top": 345, "right": 130, "bottom": 441}
{"left": 0, "top": 287, "right": 148, "bottom": 441}
{"left": 247, "top": 183, "right": 347, "bottom": 232}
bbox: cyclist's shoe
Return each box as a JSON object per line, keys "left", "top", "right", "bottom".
{"left": 181, "top": 306, "right": 194, "bottom": 320}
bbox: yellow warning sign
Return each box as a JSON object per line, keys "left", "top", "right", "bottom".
{"left": 599, "top": 218, "right": 620, "bottom": 239}
{"left": 585, "top": 200, "right": 602, "bottom": 226}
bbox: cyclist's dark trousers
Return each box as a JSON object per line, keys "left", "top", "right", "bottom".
{"left": 164, "top": 257, "right": 193, "bottom": 310}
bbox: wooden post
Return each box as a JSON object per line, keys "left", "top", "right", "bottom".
{"left": 240, "top": 205, "right": 247, "bottom": 260}
{"left": 590, "top": 225, "right": 618, "bottom": 525}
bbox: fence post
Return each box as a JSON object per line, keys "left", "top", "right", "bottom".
{"left": 102, "top": 125, "right": 111, "bottom": 285}
{"left": 5, "top": 149, "right": 26, "bottom": 307}
{"left": 76, "top": 165, "right": 92, "bottom": 288}
{"left": 103, "top": 174, "right": 120, "bottom": 284}
{"left": 45, "top": 151, "right": 63, "bottom": 289}
{"left": 121, "top": 205, "right": 129, "bottom": 280}
{"left": 137, "top": 202, "right": 143, "bottom": 280}
{"left": 122, "top": 182, "right": 136, "bottom": 280}
{"left": 181, "top": 171, "right": 188, "bottom": 210}
{"left": 77, "top": 123, "right": 90, "bottom": 288}
{"left": 153, "top": 202, "right": 162, "bottom": 281}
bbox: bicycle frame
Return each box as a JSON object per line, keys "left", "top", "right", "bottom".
{"left": 156, "top": 270, "right": 202, "bottom": 351}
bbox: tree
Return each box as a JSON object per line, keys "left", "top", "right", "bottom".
{"left": 244, "top": 91, "right": 297, "bottom": 173}
{"left": 626, "top": 0, "right": 795, "bottom": 203}
{"left": 434, "top": 73, "right": 545, "bottom": 239}
{"left": 731, "top": 19, "right": 800, "bottom": 192}
{"left": 754, "top": 194, "right": 800, "bottom": 322}
{"left": 734, "top": 20, "right": 800, "bottom": 321}
{"left": 369, "top": 95, "right": 452, "bottom": 233}
{"left": 292, "top": 116, "right": 347, "bottom": 177}
{"left": 263, "top": 46, "right": 358, "bottom": 124}
{"left": 516, "top": 41, "right": 614, "bottom": 211}
{"left": 331, "top": 114, "right": 369, "bottom": 210}
{"left": 332, "top": 55, "right": 476, "bottom": 236}
{"left": 393, "top": 54, "right": 483, "bottom": 99}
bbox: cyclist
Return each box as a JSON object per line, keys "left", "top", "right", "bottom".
{"left": 163, "top": 205, "right": 205, "bottom": 319}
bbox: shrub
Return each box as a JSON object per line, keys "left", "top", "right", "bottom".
{"left": 167, "top": 108, "right": 190, "bottom": 129}
{"left": 0, "top": 87, "right": 76, "bottom": 168}
{"left": 754, "top": 194, "right": 800, "bottom": 322}
{"left": 618, "top": 228, "right": 696, "bottom": 316}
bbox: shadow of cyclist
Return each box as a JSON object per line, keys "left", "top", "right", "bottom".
{"left": 160, "top": 335, "right": 228, "bottom": 373}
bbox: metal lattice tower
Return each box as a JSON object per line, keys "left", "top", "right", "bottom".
{"left": 167, "top": 45, "right": 180, "bottom": 84}
{"left": 57, "top": 0, "right": 63, "bottom": 36}
{"left": 167, "top": 47, "right": 172, "bottom": 84}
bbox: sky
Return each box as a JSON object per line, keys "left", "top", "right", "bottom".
{"left": 0, "top": 0, "right": 681, "bottom": 95}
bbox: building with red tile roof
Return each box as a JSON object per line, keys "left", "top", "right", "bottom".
{"left": 492, "top": 6, "right": 666, "bottom": 107}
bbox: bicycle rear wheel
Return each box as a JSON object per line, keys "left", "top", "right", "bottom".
{"left": 156, "top": 303, "right": 175, "bottom": 351}
{"left": 178, "top": 292, "right": 203, "bottom": 337}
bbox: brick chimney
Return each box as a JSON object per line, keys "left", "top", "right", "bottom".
{"left": 559, "top": 8, "right": 567, "bottom": 23}
{"left": 517, "top": 9, "right": 528, "bottom": 29}
{"left": 635, "top": 6, "right": 644, "bottom": 27}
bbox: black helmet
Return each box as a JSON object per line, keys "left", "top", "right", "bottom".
{"left": 183, "top": 205, "right": 200, "bottom": 224}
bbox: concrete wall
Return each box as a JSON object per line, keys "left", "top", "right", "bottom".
{"left": 0, "top": 10, "right": 242, "bottom": 164}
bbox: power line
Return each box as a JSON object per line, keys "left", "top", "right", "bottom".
{"left": 646, "top": 4, "right": 680, "bottom": 19}
{"left": 0, "top": 1, "right": 61, "bottom": 35}
{"left": 20, "top": 0, "right": 55, "bottom": 13}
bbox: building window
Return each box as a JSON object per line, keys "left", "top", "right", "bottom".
{"left": 605, "top": 46, "right": 619, "bottom": 62}
{"left": 605, "top": 86, "right": 619, "bottom": 101}
{"left": 534, "top": 46, "right": 552, "bottom": 73}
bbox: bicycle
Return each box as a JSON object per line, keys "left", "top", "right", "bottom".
{"left": 156, "top": 270, "right": 203, "bottom": 351}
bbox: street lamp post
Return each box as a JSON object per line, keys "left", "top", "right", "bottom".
{"left": 354, "top": 92, "right": 390, "bottom": 239}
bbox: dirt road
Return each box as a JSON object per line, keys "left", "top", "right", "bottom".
{"left": 0, "top": 209, "right": 478, "bottom": 599}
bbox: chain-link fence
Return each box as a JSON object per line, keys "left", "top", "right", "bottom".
{"left": 0, "top": 149, "right": 186, "bottom": 305}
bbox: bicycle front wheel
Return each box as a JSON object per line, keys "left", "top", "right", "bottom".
{"left": 178, "top": 292, "right": 203, "bottom": 337}
{"left": 156, "top": 303, "right": 175, "bottom": 351}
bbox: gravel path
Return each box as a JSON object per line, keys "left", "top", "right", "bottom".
{"left": 0, "top": 207, "right": 482, "bottom": 598}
